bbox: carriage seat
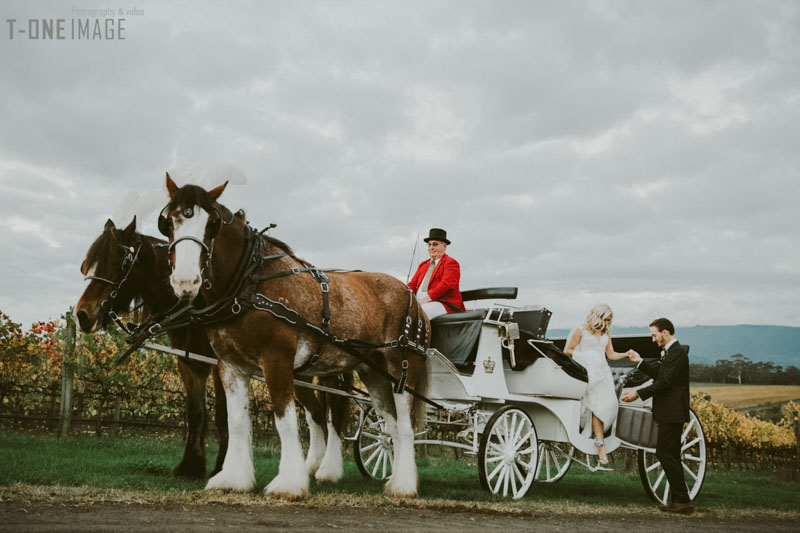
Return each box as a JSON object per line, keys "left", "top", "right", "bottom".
{"left": 429, "top": 309, "right": 487, "bottom": 369}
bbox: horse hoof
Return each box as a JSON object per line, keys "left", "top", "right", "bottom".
{"left": 305, "top": 460, "right": 321, "bottom": 476}
{"left": 265, "top": 489, "right": 307, "bottom": 501}
{"left": 314, "top": 465, "right": 343, "bottom": 483}
{"left": 205, "top": 471, "right": 255, "bottom": 492}
{"left": 384, "top": 477, "right": 417, "bottom": 498}
{"left": 171, "top": 463, "right": 205, "bottom": 480}
{"left": 265, "top": 476, "right": 309, "bottom": 499}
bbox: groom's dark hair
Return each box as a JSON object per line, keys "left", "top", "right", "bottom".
{"left": 650, "top": 318, "right": 675, "bottom": 335}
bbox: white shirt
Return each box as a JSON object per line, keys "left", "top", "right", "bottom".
{"left": 637, "top": 338, "right": 677, "bottom": 367}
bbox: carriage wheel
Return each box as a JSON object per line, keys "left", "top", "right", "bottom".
{"left": 637, "top": 408, "right": 707, "bottom": 505}
{"left": 534, "top": 441, "right": 573, "bottom": 483}
{"left": 353, "top": 407, "right": 394, "bottom": 480}
{"left": 478, "top": 406, "right": 538, "bottom": 499}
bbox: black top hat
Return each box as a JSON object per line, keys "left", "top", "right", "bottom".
{"left": 424, "top": 228, "right": 450, "bottom": 245}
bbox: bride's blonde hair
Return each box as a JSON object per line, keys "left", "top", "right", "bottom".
{"left": 585, "top": 303, "right": 613, "bottom": 335}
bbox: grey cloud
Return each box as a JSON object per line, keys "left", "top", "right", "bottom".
{"left": 1, "top": 0, "right": 798, "bottom": 330}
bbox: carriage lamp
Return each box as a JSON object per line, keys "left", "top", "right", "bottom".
{"left": 498, "top": 322, "right": 520, "bottom": 368}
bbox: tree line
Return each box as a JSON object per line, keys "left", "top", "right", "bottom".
{"left": 690, "top": 353, "right": 800, "bottom": 385}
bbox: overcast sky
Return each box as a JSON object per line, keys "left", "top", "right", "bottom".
{"left": 1, "top": 0, "right": 798, "bottom": 331}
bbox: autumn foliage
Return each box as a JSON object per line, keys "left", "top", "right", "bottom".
{"left": 1, "top": 309, "right": 798, "bottom": 461}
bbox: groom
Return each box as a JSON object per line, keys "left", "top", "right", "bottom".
{"left": 622, "top": 318, "right": 693, "bottom": 514}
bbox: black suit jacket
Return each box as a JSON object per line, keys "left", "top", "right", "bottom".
{"left": 636, "top": 341, "right": 690, "bottom": 424}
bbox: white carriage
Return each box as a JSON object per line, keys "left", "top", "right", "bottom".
{"left": 353, "top": 288, "right": 708, "bottom": 502}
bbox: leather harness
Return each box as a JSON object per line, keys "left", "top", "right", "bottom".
{"left": 114, "top": 222, "right": 438, "bottom": 408}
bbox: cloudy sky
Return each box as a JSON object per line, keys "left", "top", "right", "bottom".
{"left": 1, "top": 0, "right": 798, "bottom": 331}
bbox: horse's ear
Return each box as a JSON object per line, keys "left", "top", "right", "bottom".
{"left": 104, "top": 218, "right": 115, "bottom": 231}
{"left": 122, "top": 216, "right": 137, "bottom": 241}
{"left": 208, "top": 181, "right": 228, "bottom": 202}
{"left": 166, "top": 172, "right": 179, "bottom": 199}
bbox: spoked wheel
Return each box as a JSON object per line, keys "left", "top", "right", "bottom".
{"left": 638, "top": 408, "right": 707, "bottom": 504}
{"left": 478, "top": 406, "right": 538, "bottom": 499}
{"left": 353, "top": 407, "right": 394, "bottom": 480}
{"left": 534, "top": 441, "right": 574, "bottom": 483}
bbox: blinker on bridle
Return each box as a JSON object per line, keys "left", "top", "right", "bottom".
{"left": 158, "top": 205, "right": 225, "bottom": 253}
{"left": 158, "top": 204, "right": 234, "bottom": 291}
{"left": 83, "top": 241, "right": 143, "bottom": 329}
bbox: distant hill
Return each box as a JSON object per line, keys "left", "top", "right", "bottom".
{"left": 547, "top": 325, "right": 800, "bottom": 367}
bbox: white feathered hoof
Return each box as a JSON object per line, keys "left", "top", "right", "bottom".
{"left": 205, "top": 468, "right": 255, "bottom": 492}
{"left": 314, "top": 459, "right": 343, "bottom": 483}
{"left": 305, "top": 453, "right": 323, "bottom": 476}
{"left": 265, "top": 473, "right": 309, "bottom": 500}
{"left": 384, "top": 475, "right": 418, "bottom": 498}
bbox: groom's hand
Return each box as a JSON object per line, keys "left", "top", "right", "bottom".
{"left": 627, "top": 349, "right": 642, "bottom": 363}
{"left": 621, "top": 391, "right": 639, "bottom": 402}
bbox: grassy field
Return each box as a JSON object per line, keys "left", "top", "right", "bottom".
{"left": 0, "top": 430, "right": 798, "bottom": 516}
{"left": 691, "top": 384, "right": 800, "bottom": 410}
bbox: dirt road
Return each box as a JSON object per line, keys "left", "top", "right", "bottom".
{"left": 2, "top": 501, "right": 798, "bottom": 533}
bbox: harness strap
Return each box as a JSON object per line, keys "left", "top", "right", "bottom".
{"left": 244, "top": 292, "right": 441, "bottom": 409}
{"left": 115, "top": 226, "right": 438, "bottom": 409}
{"left": 115, "top": 226, "right": 260, "bottom": 366}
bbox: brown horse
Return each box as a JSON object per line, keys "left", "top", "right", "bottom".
{"left": 161, "top": 174, "right": 429, "bottom": 498}
{"left": 75, "top": 218, "right": 228, "bottom": 479}
{"left": 75, "top": 218, "right": 354, "bottom": 482}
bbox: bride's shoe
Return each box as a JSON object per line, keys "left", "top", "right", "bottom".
{"left": 594, "top": 439, "right": 610, "bottom": 467}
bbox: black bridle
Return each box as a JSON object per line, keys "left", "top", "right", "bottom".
{"left": 83, "top": 241, "right": 143, "bottom": 333}
{"left": 158, "top": 205, "right": 233, "bottom": 291}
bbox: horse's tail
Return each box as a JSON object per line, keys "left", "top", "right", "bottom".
{"left": 410, "top": 354, "right": 430, "bottom": 433}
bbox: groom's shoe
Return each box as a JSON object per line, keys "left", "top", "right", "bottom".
{"left": 659, "top": 501, "right": 694, "bottom": 514}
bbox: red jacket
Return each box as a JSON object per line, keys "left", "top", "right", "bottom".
{"left": 408, "top": 254, "right": 465, "bottom": 313}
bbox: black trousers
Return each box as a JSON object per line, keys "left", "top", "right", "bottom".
{"left": 656, "top": 421, "right": 690, "bottom": 504}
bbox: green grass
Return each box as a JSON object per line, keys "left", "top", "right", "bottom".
{"left": 0, "top": 430, "right": 798, "bottom": 513}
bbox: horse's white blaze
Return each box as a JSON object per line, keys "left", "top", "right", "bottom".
{"left": 170, "top": 206, "right": 209, "bottom": 299}
{"left": 315, "top": 418, "right": 343, "bottom": 482}
{"left": 385, "top": 393, "right": 417, "bottom": 497}
{"left": 75, "top": 263, "right": 102, "bottom": 332}
{"left": 205, "top": 363, "right": 255, "bottom": 491}
{"left": 265, "top": 400, "right": 309, "bottom": 497}
{"left": 304, "top": 410, "right": 325, "bottom": 475}
{"left": 83, "top": 263, "right": 98, "bottom": 282}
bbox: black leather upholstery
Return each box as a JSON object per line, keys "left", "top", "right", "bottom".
{"left": 460, "top": 287, "right": 518, "bottom": 301}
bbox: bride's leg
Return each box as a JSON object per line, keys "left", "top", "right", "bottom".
{"left": 592, "top": 414, "right": 608, "bottom": 462}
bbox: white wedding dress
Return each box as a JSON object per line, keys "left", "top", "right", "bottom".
{"left": 571, "top": 327, "right": 618, "bottom": 431}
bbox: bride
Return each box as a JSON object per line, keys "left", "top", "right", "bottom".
{"left": 565, "top": 304, "right": 633, "bottom": 466}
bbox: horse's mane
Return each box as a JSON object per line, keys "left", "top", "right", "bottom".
{"left": 232, "top": 207, "right": 296, "bottom": 257}
{"left": 264, "top": 234, "right": 295, "bottom": 257}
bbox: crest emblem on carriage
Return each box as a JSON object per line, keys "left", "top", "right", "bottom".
{"left": 483, "top": 356, "right": 496, "bottom": 374}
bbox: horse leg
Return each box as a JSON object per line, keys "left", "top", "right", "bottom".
{"left": 295, "top": 383, "right": 326, "bottom": 476}
{"left": 210, "top": 365, "right": 228, "bottom": 478}
{"left": 172, "top": 360, "right": 209, "bottom": 480}
{"left": 385, "top": 390, "right": 417, "bottom": 497}
{"left": 263, "top": 361, "right": 308, "bottom": 499}
{"left": 359, "top": 368, "right": 413, "bottom": 495}
{"left": 205, "top": 361, "right": 255, "bottom": 491}
{"left": 315, "top": 375, "right": 351, "bottom": 482}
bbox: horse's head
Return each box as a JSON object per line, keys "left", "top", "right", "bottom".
{"left": 160, "top": 173, "right": 228, "bottom": 300}
{"left": 75, "top": 217, "right": 141, "bottom": 333}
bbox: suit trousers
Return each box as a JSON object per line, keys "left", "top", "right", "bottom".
{"left": 656, "top": 421, "right": 690, "bottom": 503}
